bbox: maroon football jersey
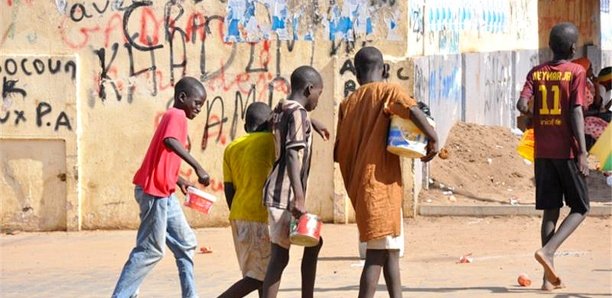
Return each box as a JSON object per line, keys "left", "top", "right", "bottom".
{"left": 520, "top": 60, "right": 586, "bottom": 159}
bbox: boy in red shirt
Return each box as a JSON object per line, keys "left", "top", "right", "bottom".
{"left": 112, "top": 77, "right": 210, "bottom": 298}
{"left": 517, "top": 22, "right": 590, "bottom": 291}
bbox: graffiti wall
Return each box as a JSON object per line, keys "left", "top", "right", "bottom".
{"left": 0, "top": 54, "right": 79, "bottom": 231}
{"left": 1, "top": 0, "right": 410, "bottom": 229}
{"left": 1, "top": 0, "right": 605, "bottom": 230}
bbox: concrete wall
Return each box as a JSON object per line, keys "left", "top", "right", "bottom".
{"left": 1, "top": 0, "right": 412, "bottom": 230}
{"left": 1, "top": 0, "right": 606, "bottom": 231}
{"left": 600, "top": 0, "right": 612, "bottom": 69}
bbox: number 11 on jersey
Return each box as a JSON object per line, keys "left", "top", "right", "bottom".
{"left": 539, "top": 85, "right": 561, "bottom": 115}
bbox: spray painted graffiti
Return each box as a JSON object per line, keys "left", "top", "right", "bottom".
{"left": 1, "top": 56, "right": 75, "bottom": 132}
{"left": 482, "top": 52, "right": 513, "bottom": 127}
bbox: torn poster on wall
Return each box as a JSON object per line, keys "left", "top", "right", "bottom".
{"left": 225, "top": 0, "right": 397, "bottom": 42}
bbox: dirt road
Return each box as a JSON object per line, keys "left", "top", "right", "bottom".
{"left": 1, "top": 215, "right": 610, "bottom": 297}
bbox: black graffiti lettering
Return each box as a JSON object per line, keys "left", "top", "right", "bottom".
{"left": 285, "top": 39, "right": 295, "bottom": 52}
{"left": 48, "top": 59, "right": 61, "bottom": 75}
{"left": 14, "top": 110, "right": 26, "bottom": 125}
{"left": 93, "top": 0, "right": 111, "bottom": 14}
{"left": 168, "top": 30, "right": 187, "bottom": 86}
{"left": 0, "top": 111, "right": 9, "bottom": 124}
{"left": 5, "top": 59, "right": 17, "bottom": 75}
{"left": 397, "top": 67, "right": 409, "bottom": 80}
{"left": 343, "top": 79, "right": 356, "bottom": 97}
{"left": 245, "top": 43, "right": 268, "bottom": 73}
{"left": 2, "top": 77, "right": 27, "bottom": 99}
{"left": 230, "top": 85, "right": 256, "bottom": 139}
{"left": 55, "top": 111, "right": 73, "bottom": 131}
{"left": 125, "top": 36, "right": 159, "bottom": 102}
{"left": 164, "top": 0, "right": 184, "bottom": 42}
{"left": 330, "top": 38, "right": 357, "bottom": 56}
{"left": 70, "top": 3, "right": 93, "bottom": 22}
{"left": 265, "top": 40, "right": 290, "bottom": 102}
{"left": 339, "top": 59, "right": 355, "bottom": 75}
{"left": 20, "top": 59, "right": 32, "bottom": 76}
{"left": 201, "top": 95, "right": 228, "bottom": 150}
{"left": 36, "top": 102, "right": 52, "bottom": 127}
{"left": 33, "top": 59, "right": 45, "bottom": 74}
{"left": 1, "top": 58, "right": 74, "bottom": 78}
{"left": 267, "top": 76, "right": 289, "bottom": 107}
{"left": 200, "top": 16, "right": 236, "bottom": 81}
{"left": 94, "top": 44, "right": 121, "bottom": 101}
{"left": 123, "top": 1, "right": 163, "bottom": 51}
{"left": 165, "top": 1, "right": 187, "bottom": 86}
{"left": 330, "top": 40, "right": 341, "bottom": 56}
{"left": 64, "top": 60, "right": 77, "bottom": 80}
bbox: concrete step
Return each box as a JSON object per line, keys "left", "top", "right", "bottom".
{"left": 419, "top": 204, "right": 612, "bottom": 217}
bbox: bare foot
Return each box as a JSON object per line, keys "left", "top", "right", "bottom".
{"left": 541, "top": 278, "right": 565, "bottom": 291}
{"left": 534, "top": 249, "right": 562, "bottom": 286}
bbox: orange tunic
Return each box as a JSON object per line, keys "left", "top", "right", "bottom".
{"left": 334, "top": 82, "right": 417, "bottom": 242}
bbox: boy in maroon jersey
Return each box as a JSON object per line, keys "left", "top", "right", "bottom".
{"left": 517, "top": 22, "right": 589, "bottom": 291}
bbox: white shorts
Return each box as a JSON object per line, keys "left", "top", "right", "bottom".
{"left": 367, "top": 211, "right": 404, "bottom": 250}
{"left": 267, "top": 207, "right": 292, "bottom": 249}
{"left": 359, "top": 211, "right": 405, "bottom": 257}
{"left": 230, "top": 220, "right": 271, "bottom": 281}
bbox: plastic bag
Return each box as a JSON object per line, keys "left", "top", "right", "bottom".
{"left": 516, "top": 129, "right": 534, "bottom": 162}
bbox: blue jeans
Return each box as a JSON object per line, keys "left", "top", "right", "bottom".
{"left": 112, "top": 186, "right": 198, "bottom": 298}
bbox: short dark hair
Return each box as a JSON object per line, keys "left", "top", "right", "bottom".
{"left": 245, "top": 102, "right": 271, "bottom": 132}
{"left": 174, "top": 76, "right": 205, "bottom": 100}
{"left": 290, "top": 66, "right": 322, "bottom": 93}
{"left": 549, "top": 22, "right": 578, "bottom": 56}
{"left": 354, "top": 47, "right": 384, "bottom": 76}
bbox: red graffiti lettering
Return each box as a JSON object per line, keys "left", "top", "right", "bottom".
{"left": 60, "top": 18, "right": 100, "bottom": 50}
{"left": 104, "top": 13, "right": 125, "bottom": 48}
{"left": 139, "top": 7, "right": 162, "bottom": 46}
{"left": 185, "top": 12, "right": 206, "bottom": 42}
{"left": 206, "top": 114, "right": 227, "bottom": 145}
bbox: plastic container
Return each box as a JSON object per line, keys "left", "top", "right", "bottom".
{"left": 516, "top": 129, "right": 535, "bottom": 162}
{"left": 289, "top": 213, "right": 322, "bottom": 247}
{"left": 387, "top": 116, "right": 435, "bottom": 158}
{"left": 185, "top": 187, "right": 217, "bottom": 214}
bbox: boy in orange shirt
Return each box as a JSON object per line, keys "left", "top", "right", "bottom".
{"left": 335, "top": 47, "right": 438, "bottom": 298}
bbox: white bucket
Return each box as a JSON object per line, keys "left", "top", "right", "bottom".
{"left": 387, "top": 116, "right": 435, "bottom": 158}
{"left": 185, "top": 187, "right": 217, "bottom": 214}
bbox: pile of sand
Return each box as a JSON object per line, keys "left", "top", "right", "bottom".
{"left": 420, "top": 122, "right": 536, "bottom": 205}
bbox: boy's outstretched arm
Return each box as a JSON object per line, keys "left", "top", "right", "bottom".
{"left": 287, "top": 148, "right": 306, "bottom": 218}
{"left": 164, "top": 137, "right": 211, "bottom": 186}
{"left": 408, "top": 106, "right": 439, "bottom": 162}
{"left": 311, "top": 118, "right": 330, "bottom": 141}
{"left": 570, "top": 106, "right": 589, "bottom": 176}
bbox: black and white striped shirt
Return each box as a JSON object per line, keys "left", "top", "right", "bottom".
{"left": 263, "top": 100, "right": 313, "bottom": 210}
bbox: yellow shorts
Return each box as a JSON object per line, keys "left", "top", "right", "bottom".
{"left": 230, "top": 220, "right": 271, "bottom": 281}
{"left": 267, "top": 207, "right": 292, "bottom": 249}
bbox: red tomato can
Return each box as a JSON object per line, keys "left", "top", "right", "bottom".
{"left": 290, "top": 213, "right": 322, "bottom": 247}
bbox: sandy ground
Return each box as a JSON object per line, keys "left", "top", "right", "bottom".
{"left": 1, "top": 215, "right": 611, "bottom": 298}
{"left": 422, "top": 122, "right": 612, "bottom": 207}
